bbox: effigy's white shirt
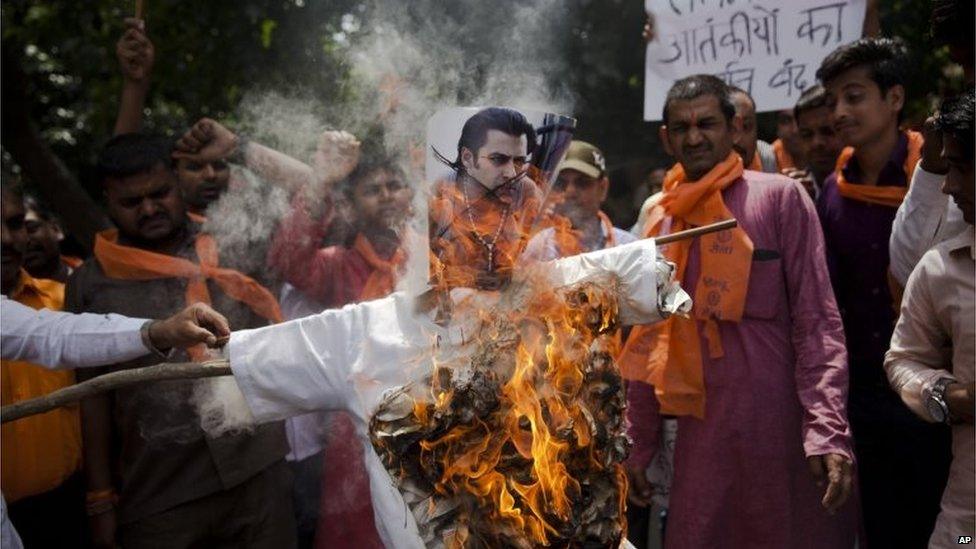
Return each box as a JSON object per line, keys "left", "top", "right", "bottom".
{"left": 229, "top": 238, "right": 675, "bottom": 548}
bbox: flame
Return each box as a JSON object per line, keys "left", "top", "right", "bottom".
{"left": 371, "top": 165, "right": 629, "bottom": 546}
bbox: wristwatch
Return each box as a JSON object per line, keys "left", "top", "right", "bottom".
{"left": 924, "top": 377, "right": 954, "bottom": 425}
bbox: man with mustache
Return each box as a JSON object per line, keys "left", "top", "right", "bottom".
{"left": 429, "top": 107, "right": 544, "bottom": 290}
{"left": 816, "top": 36, "right": 951, "bottom": 548}
{"left": 728, "top": 87, "right": 778, "bottom": 173}
{"left": 1, "top": 184, "right": 88, "bottom": 547}
{"left": 20, "top": 195, "right": 82, "bottom": 283}
{"left": 522, "top": 140, "right": 637, "bottom": 261}
{"left": 622, "top": 74, "right": 856, "bottom": 548}
{"left": 784, "top": 85, "right": 844, "bottom": 199}
{"left": 64, "top": 133, "right": 294, "bottom": 549}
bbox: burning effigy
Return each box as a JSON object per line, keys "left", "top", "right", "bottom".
{"left": 370, "top": 275, "right": 630, "bottom": 548}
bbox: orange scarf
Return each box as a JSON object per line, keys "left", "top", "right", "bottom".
{"left": 553, "top": 211, "right": 617, "bottom": 257}
{"left": 746, "top": 150, "right": 762, "bottom": 171}
{"left": 94, "top": 230, "right": 282, "bottom": 357}
{"left": 187, "top": 211, "right": 208, "bottom": 224}
{"left": 772, "top": 139, "right": 796, "bottom": 170}
{"left": 619, "top": 152, "right": 753, "bottom": 418}
{"left": 353, "top": 233, "right": 406, "bottom": 301}
{"left": 834, "top": 130, "right": 923, "bottom": 207}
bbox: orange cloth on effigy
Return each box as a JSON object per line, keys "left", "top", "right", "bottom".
{"left": 354, "top": 233, "right": 406, "bottom": 301}
{"left": 1, "top": 272, "right": 82, "bottom": 502}
{"left": 834, "top": 130, "right": 923, "bottom": 208}
{"left": 554, "top": 210, "right": 617, "bottom": 257}
{"left": 94, "top": 229, "right": 282, "bottom": 358}
{"left": 772, "top": 139, "right": 796, "bottom": 170}
{"left": 746, "top": 150, "right": 763, "bottom": 171}
{"left": 619, "top": 152, "right": 753, "bottom": 418}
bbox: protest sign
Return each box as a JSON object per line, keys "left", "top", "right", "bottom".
{"left": 644, "top": 0, "right": 866, "bottom": 121}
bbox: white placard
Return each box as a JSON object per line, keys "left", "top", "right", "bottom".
{"left": 643, "top": 0, "right": 866, "bottom": 121}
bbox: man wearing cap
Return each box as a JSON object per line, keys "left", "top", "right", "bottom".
{"left": 522, "top": 140, "right": 637, "bottom": 261}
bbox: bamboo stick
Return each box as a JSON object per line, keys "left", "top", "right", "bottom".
{"left": 655, "top": 218, "right": 737, "bottom": 245}
{"left": 1, "top": 360, "right": 230, "bottom": 424}
{"left": 1, "top": 219, "right": 737, "bottom": 424}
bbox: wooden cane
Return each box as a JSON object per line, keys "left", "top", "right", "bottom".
{"left": 654, "top": 218, "right": 737, "bottom": 246}
{"left": 1, "top": 360, "right": 230, "bottom": 424}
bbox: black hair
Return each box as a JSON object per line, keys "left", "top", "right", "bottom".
{"left": 22, "top": 194, "right": 59, "bottom": 223}
{"left": 935, "top": 89, "right": 975, "bottom": 157}
{"left": 930, "top": 0, "right": 974, "bottom": 48}
{"left": 451, "top": 107, "right": 536, "bottom": 168}
{"left": 727, "top": 85, "right": 756, "bottom": 111}
{"left": 793, "top": 84, "right": 829, "bottom": 121}
{"left": 97, "top": 133, "right": 175, "bottom": 184}
{"left": 815, "top": 37, "right": 909, "bottom": 94}
{"left": 662, "top": 74, "right": 737, "bottom": 125}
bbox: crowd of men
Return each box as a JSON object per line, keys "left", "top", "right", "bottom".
{"left": 0, "top": 1, "right": 973, "bottom": 548}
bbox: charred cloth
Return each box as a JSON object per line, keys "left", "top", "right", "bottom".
{"left": 370, "top": 279, "right": 630, "bottom": 548}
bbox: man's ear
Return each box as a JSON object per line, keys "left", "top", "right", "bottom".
{"left": 658, "top": 126, "right": 674, "bottom": 157}
{"left": 598, "top": 177, "right": 610, "bottom": 202}
{"left": 885, "top": 84, "right": 905, "bottom": 115}
{"left": 460, "top": 147, "right": 475, "bottom": 171}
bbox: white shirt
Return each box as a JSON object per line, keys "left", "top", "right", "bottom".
{"left": 1, "top": 295, "right": 150, "bottom": 369}
{"left": 889, "top": 164, "right": 968, "bottom": 286}
{"left": 228, "top": 239, "right": 675, "bottom": 549}
{"left": 885, "top": 225, "right": 975, "bottom": 548}
{"left": 278, "top": 283, "right": 332, "bottom": 462}
{"left": 522, "top": 222, "right": 638, "bottom": 263}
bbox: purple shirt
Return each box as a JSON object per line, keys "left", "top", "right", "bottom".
{"left": 817, "top": 133, "right": 907, "bottom": 396}
{"left": 627, "top": 172, "right": 856, "bottom": 548}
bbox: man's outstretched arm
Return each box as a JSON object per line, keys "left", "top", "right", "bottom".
{"left": 1, "top": 299, "right": 230, "bottom": 369}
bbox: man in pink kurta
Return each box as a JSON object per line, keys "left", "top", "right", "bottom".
{"left": 622, "top": 75, "right": 856, "bottom": 548}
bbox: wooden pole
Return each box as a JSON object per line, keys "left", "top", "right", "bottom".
{"left": 654, "top": 218, "right": 737, "bottom": 246}
{"left": 1, "top": 360, "right": 230, "bottom": 424}
{"left": 1, "top": 219, "right": 738, "bottom": 424}
{"left": 135, "top": 0, "right": 144, "bottom": 20}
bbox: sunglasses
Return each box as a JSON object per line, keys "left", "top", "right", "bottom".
{"left": 479, "top": 153, "right": 529, "bottom": 170}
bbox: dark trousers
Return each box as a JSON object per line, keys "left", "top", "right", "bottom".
{"left": 118, "top": 460, "right": 296, "bottom": 549}
{"left": 7, "top": 471, "right": 90, "bottom": 549}
{"left": 851, "top": 392, "right": 952, "bottom": 549}
{"left": 288, "top": 452, "right": 324, "bottom": 549}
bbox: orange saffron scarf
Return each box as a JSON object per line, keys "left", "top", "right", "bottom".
{"left": 94, "top": 229, "right": 282, "bottom": 357}
{"left": 834, "top": 130, "right": 923, "bottom": 208}
{"left": 619, "top": 152, "right": 753, "bottom": 418}
{"left": 772, "top": 139, "right": 796, "bottom": 171}
{"left": 353, "top": 233, "right": 406, "bottom": 301}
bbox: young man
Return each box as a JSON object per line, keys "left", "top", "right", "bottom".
{"left": 21, "top": 195, "right": 81, "bottom": 283}
{"left": 1, "top": 185, "right": 87, "bottom": 548}
{"left": 430, "top": 107, "right": 544, "bottom": 290}
{"left": 66, "top": 134, "right": 294, "bottom": 549}
{"left": 268, "top": 140, "right": 411, "bottom": 549}
{"left": 816, "top": 36, "right": 951, "bottom": 548}
{"left": 884, "top": 90, "right": 975, "bottom": 549}
{"left": 728, "top": 87, "right": 777, "bottom": 173}
{"left": 772, "top": 108, "right": 806, "bottom": 171}
{"left": 522, "top": 140, "right": 636, "bottom": 261}
{"left": 622, "top": 74, "right": 855, "bottom": 548}
{"left": 788, "top": 85, "right": 844, "bottom": 198}
{"left": 888, "top": 0, "right": 974, "bottom": 289}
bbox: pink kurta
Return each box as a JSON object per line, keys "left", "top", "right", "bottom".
{"left": 627, "top": 171, "right": 857, "bottom": 548}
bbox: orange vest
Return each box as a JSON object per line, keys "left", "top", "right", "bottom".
{"left": 1, "top": 272, "right": 82, "bottom": 502}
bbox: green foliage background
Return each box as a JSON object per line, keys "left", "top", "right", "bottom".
{"left": 1, "top": 0, "right": 964, "bottom": 227}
